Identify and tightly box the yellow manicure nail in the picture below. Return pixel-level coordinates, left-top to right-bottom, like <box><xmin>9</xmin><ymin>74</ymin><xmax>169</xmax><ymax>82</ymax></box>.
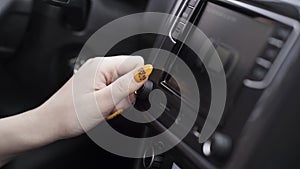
<box><xmin>106</xmin><ymin>109</ymin><xmax>124</xmax><ymax>120</ymax></box>
<box><xmin>134</xmin><ymin>64</ymin><xmax>153</xmax><ymax>83</ymax></box>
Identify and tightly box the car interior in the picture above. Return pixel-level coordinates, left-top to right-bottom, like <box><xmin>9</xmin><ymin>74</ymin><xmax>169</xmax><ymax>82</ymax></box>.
<box><xmin>1</xmin><ymin>0</ymin><xmax>300</xmax><ymax>169</ymax></box>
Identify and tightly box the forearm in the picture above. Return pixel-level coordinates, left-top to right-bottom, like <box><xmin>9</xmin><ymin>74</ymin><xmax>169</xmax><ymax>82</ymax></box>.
<box><xmin>0</xmin><ymin>106</ymin><xmax>64</xmax><ymax>166</ymax></box>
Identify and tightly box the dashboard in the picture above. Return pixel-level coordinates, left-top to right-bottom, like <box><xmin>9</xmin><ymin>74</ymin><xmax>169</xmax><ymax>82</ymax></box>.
<box><xmin>1</xmin><ymin>0</ymin><xmax>300</xmax><ymax>169</ymax></box>
<box><xmin>133</xmin><ymin>0</ymin><xmax>300</xmax><ymax>169</ymax></box>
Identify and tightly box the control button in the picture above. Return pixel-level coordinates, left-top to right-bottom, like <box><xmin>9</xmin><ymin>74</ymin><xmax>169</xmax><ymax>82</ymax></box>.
<box><xmin>172</xmin><ymin>22</ymin><xmax>185</xmax><ymax>40</ymax></box>
<box><xmin>256</xmin><ymin>57</ymin><xmax>272</xmax><ymax>69</ymax></box>
<box><xmin>263</xmin><ymin>47</ymin><xmax>279</xmax><ymax>62</ymax></box>
<box><xmin>268</xmin><ymin>37</ymin><xmax>284</xmax><ymax>48</ymax></box>
<box><xmin>249</xmin><ymin>65</ymin><xmax>268</xmax><ymax>81</ymax></box>
<box><xmin>179</xmin><ymin>18</ymin><xmax>187</xmax><ymax>24</ymax></box>
<box><xmin>188</xmin><ymin>0</ymin><xmax>198</xmax><ymax>7</ymax></box>
<box><xmin>175</xmin><ymin>22</ymin><xmax>185</xmax><ymax>32</ymax></box>
<box><xmin>274</xmin><ymin>28</ymin><xmax>290</xmax><ymax>40</ymax></box>
<box><xmin>202</xmin><ymin>133</ymin><xmax>232</xmax><ymax>160</ymax></box>
<box><xmin>182</xmin><ymin>7</ymin><xmax>193</xmax><ymax>20</ymax></box>
<box><xmin>172</xmin><ymin>30</ymin><xmax>181</xmax><ymax>40</ymax></box>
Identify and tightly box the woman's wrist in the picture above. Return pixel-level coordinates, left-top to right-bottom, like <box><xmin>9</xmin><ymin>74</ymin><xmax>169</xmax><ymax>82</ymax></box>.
<box><xmin>29</xmin><ymin>105</ymin><xmax>66</xmax><ymax>144</ymax></box>
<box><xmin>0</xmin><ymin>106</ymin><xmax>65</xmax><ymax>159</ymax></box>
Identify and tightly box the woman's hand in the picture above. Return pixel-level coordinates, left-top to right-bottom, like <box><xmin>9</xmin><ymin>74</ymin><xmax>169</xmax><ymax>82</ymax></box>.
<box><xmin>40</xmin><ymin>55</ymin><xmax>152</xmax><ymax>138</ymax></box>
<box><xmin>0</xmin><ymin>56</ymin><xmax>152</xmax><ymax>165</ymax></box>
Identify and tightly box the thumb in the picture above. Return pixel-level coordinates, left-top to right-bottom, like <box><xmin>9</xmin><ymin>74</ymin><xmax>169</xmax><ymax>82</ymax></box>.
<box><xmin>95</xmin><ymin>64</ymin><xmax>153</xmax><ymax>116</ymax></box>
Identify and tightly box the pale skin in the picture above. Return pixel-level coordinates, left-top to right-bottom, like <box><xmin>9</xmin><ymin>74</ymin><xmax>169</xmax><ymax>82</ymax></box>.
<box><xmin>0</xmin><ymin>56</ymin><xmax>148</xmax><ymax>166</ymax></box>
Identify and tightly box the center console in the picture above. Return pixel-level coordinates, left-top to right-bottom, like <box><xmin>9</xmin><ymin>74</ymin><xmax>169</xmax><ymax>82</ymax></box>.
<box><xmin>134</xmin><ymin>0</ymin><xmax>300</xmax><ymax>169</ymax></box>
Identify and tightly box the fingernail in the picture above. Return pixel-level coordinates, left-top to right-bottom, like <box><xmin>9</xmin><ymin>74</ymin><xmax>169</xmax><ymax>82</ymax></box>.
<box><xmin>106</xmin><ymin>109</ymin><xmax>124</xmax><ymax>120</ymax></box>
<box><xmin>134</xmin><ymin>64</ymin><xmax>153</xmax><ymax>83</ymax></box>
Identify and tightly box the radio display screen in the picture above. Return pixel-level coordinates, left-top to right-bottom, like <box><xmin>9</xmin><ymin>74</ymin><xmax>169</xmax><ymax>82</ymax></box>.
<box><xmin>165</xmin><ymin>1</ymin><xmax>278</xmax><ymax>112</ymax></box>
<box><xmin>197</xmin><ymin>2</ymin><xmax>275</xmax><ymax>58</ymax></box>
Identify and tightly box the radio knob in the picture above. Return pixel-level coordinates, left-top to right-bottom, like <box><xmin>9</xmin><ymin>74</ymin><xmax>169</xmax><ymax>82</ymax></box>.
<box><xmin>135</xmin><ymin>80</ymin><xmax>154</xmax><ymax>100</ymax></box>
<box><xmin>202</xmin><ymin>133</ymin><xmax>232</xmax><ymax>160</ymax></box>
<box><xmin>134</xmin><ymin>80</ymin><xmax>154</xmax><ymax>111</ymax></box>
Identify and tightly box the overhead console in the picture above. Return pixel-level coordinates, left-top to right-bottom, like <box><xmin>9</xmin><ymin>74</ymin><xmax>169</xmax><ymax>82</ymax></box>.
<box><xmin>135</xmin><ymin>0</ymin><xmax>300</xmax><ymax>169</ymax></box>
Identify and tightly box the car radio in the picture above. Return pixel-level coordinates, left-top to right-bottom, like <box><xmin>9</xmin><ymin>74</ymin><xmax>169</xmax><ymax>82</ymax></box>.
<box><xmin>134</xmin><ymin>0</ymin><xmax>300</xmax><ymax>169</ymax></box>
